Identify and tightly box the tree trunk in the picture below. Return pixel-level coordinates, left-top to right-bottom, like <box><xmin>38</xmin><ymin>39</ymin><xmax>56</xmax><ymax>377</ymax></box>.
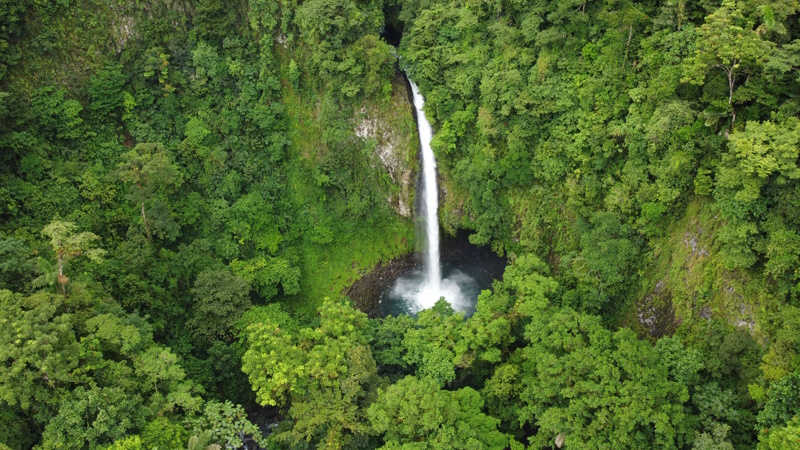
<box><xmin>141</xmin><ymin>201</ymin><xmax>153</xmax><ymax>242</ymax></box>
<box><xmin>716</xmin><ymin>64</ymin><xmax>737</xmax><ymax>131</ymax></box>
<box><xmin>727</xmin><ymin>66</ymin><xmax>736</xmax><ymax>129</ymax></box>
<box><xmin>57</xmin><ymin>254</ymin><xmax>67</xmax><ymax>296</ymax></box>
<box><xmin>624</xmin><ymin>25</ymin><xmax>633</xmax><ymax>68</ymax></box>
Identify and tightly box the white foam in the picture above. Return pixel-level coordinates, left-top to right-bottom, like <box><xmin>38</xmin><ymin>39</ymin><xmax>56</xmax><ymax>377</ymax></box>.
<box><xmin>389</xmin><ymin>269</ymin><xmax>479</xmax><ymax>314</ymax></box>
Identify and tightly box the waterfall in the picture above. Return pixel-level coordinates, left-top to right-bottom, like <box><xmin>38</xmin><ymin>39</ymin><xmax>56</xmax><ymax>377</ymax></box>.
<box><xmin>379</xmin><ymin>77</ymin><xmax>501</xmax><ymax>316</ymax></box>
<box><xmin>409</xmin><ymin>80</ymin><xmax>441</xmax><ymax>307</ymax></box>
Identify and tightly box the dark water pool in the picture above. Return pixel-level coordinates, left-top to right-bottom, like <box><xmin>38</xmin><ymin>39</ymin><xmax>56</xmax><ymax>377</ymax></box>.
<box><xmin>378</xmin><ymin>232</ymin><xmax>507</xmax><ymax>317</ymax></box>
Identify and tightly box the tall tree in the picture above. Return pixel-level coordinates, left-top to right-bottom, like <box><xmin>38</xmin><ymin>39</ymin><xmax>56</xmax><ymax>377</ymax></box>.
<box><xmin>682</xmin><ymin>0</ymin><xmax>772</xmax><ymax>128</ymax></box>
<box><xmin>40</xmin><ymin>220</ymin><xmax>105</xmax><ymax>295</ymax></box>
<box><xmin>117</xmin><ymin>143</ymin><xmax>181</xmax><ymax>242</ymax></box>
<box><xmin>189</xmin><ymin>267</ymin><xmax>252</xmax><ymax>342</ymax></box>
<box><xmin>367</xmin><ymin>376</ymin><xmax>510</xmax><ymax>449</ymax></box>
<box><xmin>242</xmin><ymin>298</ymin><xmax>379</xmax><ymax>448</ymax></box>
<box><xmin>510</xmin><ymin>308</ymin><xmax>692</xmax><ymax>448</ymax></box>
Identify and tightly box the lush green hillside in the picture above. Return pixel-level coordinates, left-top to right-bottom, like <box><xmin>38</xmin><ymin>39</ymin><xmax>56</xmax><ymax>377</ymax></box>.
<box><xmin>0</xmin><ymin>0</ymin><xmax>415</xmax><ymax>447</ymax></box>
<box><xmin>2</xmin><ymin>0</ymin><xmax>800</xmax><ymax>449</ymax></box>
<box><xmin>394</xmin><ymin>0</ymin><xmax>800</xmax><ymax>447</ymax></box>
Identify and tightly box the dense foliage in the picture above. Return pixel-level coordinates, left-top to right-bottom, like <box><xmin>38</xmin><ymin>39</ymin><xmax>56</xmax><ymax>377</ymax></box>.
<box><xmin>2</xmin><ymin>0</ymin><xmax>800</xmax><ymax>449</ymax></box>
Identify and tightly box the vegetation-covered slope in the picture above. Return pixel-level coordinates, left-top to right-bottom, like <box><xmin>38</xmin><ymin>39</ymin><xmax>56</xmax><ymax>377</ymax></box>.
<box><xmin>1</xmin><ymin>0</ymin><xmax>414</xmax><ymax>447</ymax></box>
<box><xmin>2</xmin><ymin>0</ymin><xmax>800</xmax><ymax>449</ymax></box>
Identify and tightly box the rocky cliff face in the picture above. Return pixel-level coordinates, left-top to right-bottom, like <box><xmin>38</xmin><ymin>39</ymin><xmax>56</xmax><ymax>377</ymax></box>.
<box><xmin>625</xmin><ymin>199</ymin><xmax>762</xmax><ymax>340</ymax></box>
<box><xmin>354</xmin><ymin>72</ymin><xmax>418</xmax><ymax>218</ymax></box>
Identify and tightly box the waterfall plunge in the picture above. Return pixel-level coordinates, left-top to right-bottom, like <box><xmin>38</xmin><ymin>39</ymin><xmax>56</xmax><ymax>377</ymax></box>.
<box><xmin>379</xmin><ymin>78</ymin><xmax>488</xmax><ymax>315</ymax></box>
<box><xmin>410</xmin><ymin>81</ymin><xmax>441</xmax><ymax>306</ymax></box>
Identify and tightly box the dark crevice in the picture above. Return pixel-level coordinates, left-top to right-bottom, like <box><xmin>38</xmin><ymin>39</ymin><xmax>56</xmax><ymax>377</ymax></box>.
<box><xmin>381</xmin><ymin>4</ymin><xmax>404</xmax><ymax>47</ymax></box>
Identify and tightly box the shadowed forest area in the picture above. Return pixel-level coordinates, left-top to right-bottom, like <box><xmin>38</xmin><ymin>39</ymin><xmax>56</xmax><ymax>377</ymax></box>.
<box><xmin>2</xmin><ymin>0</ymin><xmax>800</xmax><ymax>448</ymax></box>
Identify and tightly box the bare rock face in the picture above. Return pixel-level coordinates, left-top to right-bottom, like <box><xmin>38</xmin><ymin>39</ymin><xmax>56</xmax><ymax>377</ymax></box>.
<box><xmin>636</xmin><ymin>280</ymin><xmax>680</xmax><ymax>338</ymax></box>
<box><xmin>355</xmin><ymin>112</ymin><xmax>414</xmax><ymax>217</ymax></box>
<box><xmin>353</xmin><ymin>76</ymin><xmax>417</xmax><ymax>218</ymax></box>
<box><xmin>555</xmin><ymin>433</ymin><xmax>566</xmax><ymax>449</ymax></box>
<box><xmin>111</xmin><ymin>15</ymin><xmax>135</xmax><ymax>53</ymax></box>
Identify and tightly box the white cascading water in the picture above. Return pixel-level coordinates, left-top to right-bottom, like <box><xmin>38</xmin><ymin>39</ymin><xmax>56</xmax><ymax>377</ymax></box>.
<box><xmin>410</xmin><ymin>80</ymin><xmax>441</xmax><ymax>302</ymax></box>
<box><xmin>382</xmin><ymin>78</ymin><xmax>481</xmax><ymax>314</ymax></box>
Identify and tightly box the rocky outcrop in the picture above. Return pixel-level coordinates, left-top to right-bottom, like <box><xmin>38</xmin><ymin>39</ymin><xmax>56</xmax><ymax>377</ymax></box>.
<box><xmin>345</xmin><ymin>253</ymin><xmax>421</xmax><ymax>318</ymax></box>
<box><xmin>636</xmin><ymin>281</ymin><xmax>680</xmax><ymax>338</ymax></box>
<box><xmin>354</xmin><ymin>73</ymin><xmax>417</xmax><ymax>217</ymax></box>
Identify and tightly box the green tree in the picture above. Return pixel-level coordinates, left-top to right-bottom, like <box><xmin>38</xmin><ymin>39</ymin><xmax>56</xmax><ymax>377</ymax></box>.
<box><xmin>288</xmin><ymin>59</ymin><xmax>300</xmax><ymax>89</ymax></box>
<box><xmin>714</xmin><ymin>119</ymin><xmax>800</xmax><ymax>271</ymax></box>
<box><xmin>718</xmin><ymin>119</ymin><xmax>800</xmax><ymax>206</ymax></box>
<box><xmin>39</xmin><ymin>386</ymin><xmax>145</xmax><ymax>450</ymax></box>
<box><xmin>693</xmin><ymin>423</ymin><xmax>735</xmax><ymax>450</ymax></box>
<box><xmin>293</xmin><ymin>0</ymin><xmax>390</xmax><ymax>98</ymax></box>
<box><xmin>228</xmin><ymin>255</ymin><xmax>299</xmax><ymax>300</ymax></box>
<box><xmin>757</xmin><ymin>373</ymin><xmax>800</xmax><ymax>429</ymax></box>
<box><xmin>0</xmin><ymin>236</ymin><xmax>34</xmax><ymax>291</ymax></box>
<box><xmin>41</xmin><ymin>220</ymin><xmax>105</xmax><ymax>295</ymax></box>
<box><xmin>141</xmin><ymin>417</ymin><xmax>188</xmax><ymax>449</ymax></box>
<box><xmin>189</xmin><ymin>267</ymin><xmax>251</xmax><ymax>342</ymax></box>
<box><xmin>0</xmin><ymin>286</ymin><xmax>205</xmax><ymax>445</ymax></box>
<box><xmin>569</xmin><ymin>211</ymin><xmax>640</xmax><ymax>313</ymax></box>
<box><xmin>242</xmin><ymin>298</ymin><xmax>378</xmax><ymax>448</ymax></box>
<box><xmin>104</xmin><ymin>435</ymin><xmax>145</xmax><ymax>450</ymax></box>
<box><xmin>691</xmin><ymin>383</ymin><xmax>753</xmax><ymax>447</ymax></box>
<box><xmin>117</xmin><ymin>143</ymin><xmax>181</xmax><ymax>242</ymax></box>
<box><xmin>294</xmin><ymin>0</ymin><xmax>382</xmax><ymax>50</ymax></box>
<box><xmin>187</xmin><ymin>431</ymin><xmax>220</xmax><ymax>450</ymax></box>
<box><xmin>451</xmin><ymin>253</ymin><xmax>559</xmax><ymax>385</ymax></box>
<box><xmin>30</xmin><ymin>86</ymin><xmax>85</xmax><ymax>141</ymax></box>
<box><xmin>0</xmin><ymin>290</ymin><xmax>81</xmax><ymax>414</ymax></box>
<box><xmin>368</xmin><ymin>313</ymin><xmax>416</xmax><ymax>375</ymax></box>
<box><xmin>88</xmin><ymin>64</ymin><xmax>126</xmax><ymax>121</ymax></box>
<box><xmin>682</xmin><ymin>0</ymin><xmax>772</xmax><ymax>128</ymax></box>
<box><xmin>760</xmin><ymin>306</ymin><xmax>800</xmax><ymax>382</ymax></box>
<box><xmin>758</xmin><ymin>415</ymin><xmax>800</xmax><ymax>450</ymax></box>
<box><xmin>223</xmin><ymin>192</ymin><xmax>284</xmax><ymax>254</ymax></box>
<box><xmin>516</xmin><ymin>308</ymin><xmax>691</xmax><ymax>448</ymax></box>
<box><xmin>194</xmin><ymin>0</ymin><xmax>236</xmax><ymax>42</ymax></box>
<box><xmin>367</xmin><ymin>375</ymin><xmax>510</xmax><ymax>449</ymax></box>
<box><xmin>188</xmin><ymin>401</ymin><xmax>263</xmax><ymax>449</ymax></box>
<box><xmin>0</xmin><ymin>402</ymin><xmax>36</xmax><ymax>449</ymax></box>
<box><xmin>402</xmin><ymin>299</ymin><xmax>465</xmax><ymax>387</ymax></box>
